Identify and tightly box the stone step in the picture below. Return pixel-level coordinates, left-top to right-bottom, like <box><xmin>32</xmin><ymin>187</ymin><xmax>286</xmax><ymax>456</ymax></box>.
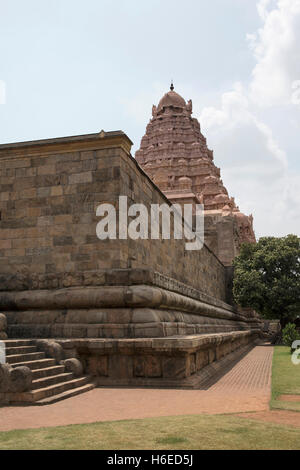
<box><xmin>32</xmin><ymin>365</ymin><xmax>66</xmax><ymax>380</ymax></box>
<box><xmin>32</xmin><ymin>373</ymin><xmax>74</xmax><ymax>390</ymax></box>
<box><xmin>10</xmin><ymin>358</ymin><xmax>56</xmax><ymax>370</ymax></box>
<box><xmin>14</xmin><ymin>376</ymin><xmax>92</xmax><ymax>402</ymax></box>
<box><xmin>6</xmin><ymin>352</ymin><xmax>45</xmax><ymax>364</ymax></box>
<box><xmin>5</xmin><ymin>346</ymin><xmax>37</xmax><ymax>356</ymax></box>
<box><xmin>32</xmin><ymin>383</ymin><xmax>96</xmax><ymax>406</ymax></box>
<box><xmin>2</xmin><ymin>339</ymin><xmax>95</xmax><ymax>405</ymax></box>
<box><xmin>3</xmin><ymin>339</ymin><xmax>35</xmax><ymax>347</ymax></box>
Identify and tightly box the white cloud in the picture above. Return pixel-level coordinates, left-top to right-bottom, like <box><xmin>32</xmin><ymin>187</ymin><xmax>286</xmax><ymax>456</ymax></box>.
<box><xmin>249</xmin><ymin>0</ymin><xmax>300</xmax><ymax>106</ymax></box>
<box><xmin>291</xmin><ymin>79</ymin><xmax>300</xmax><ymax>103</ymax></box>
<box><xmin>198</xmin><ymin>0</ymin><xmax>300</xmax><ymax>238</ymax></box>
<box><xmin>200</xmin><ymin>81</ymin><xmax>287</xmax><ymax>168</ymax></box>
<box><xmin>0</xmin><ymin>80</ymin><xmax>6</xmax><ymax>105</ymax></box>
<box><xmin>257</xmin><ymin>0</ymin><xmax>273</xmax><ymax>20</ymax></box>
<box><xmin>200</xmin><ymin>96</ymin><xmax>292</xmax><ymax>237</ymax></box>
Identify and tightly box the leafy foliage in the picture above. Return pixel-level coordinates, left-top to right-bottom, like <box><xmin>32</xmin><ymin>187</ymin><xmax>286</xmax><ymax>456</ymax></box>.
<box><xmin>282</xmin><ymin>323</ymin><xmax>300</xmax><ymax>348</ymax></box>
<box><xmin>233</xmin><ymin>234</ymin><xmax>300</xmax><ymax>325</ymax></box>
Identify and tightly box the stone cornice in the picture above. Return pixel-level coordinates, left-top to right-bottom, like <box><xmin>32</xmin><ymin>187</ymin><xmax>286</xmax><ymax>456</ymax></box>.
<box><xmin>0</xmin><ymin>130</ymin><xmax>133</xmax><ymax>159</ymax></box>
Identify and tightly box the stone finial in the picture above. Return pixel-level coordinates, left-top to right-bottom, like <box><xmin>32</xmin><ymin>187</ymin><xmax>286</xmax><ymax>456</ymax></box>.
<box><xmin>170</xmin><ymin>81</ymin><xmax>174</xmax><ymax>91</ymax></box>
<box><xmin>187</xmin><ymin>99</ymin><xmax>193</xmax><ymax>113</ymax></box>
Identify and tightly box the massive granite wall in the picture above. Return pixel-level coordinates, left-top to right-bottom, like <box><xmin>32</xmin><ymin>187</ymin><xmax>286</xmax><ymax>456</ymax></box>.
<box><xmin>118</xmin><ymin>145</ymin><xmax>228</xmax><ymax>302</ymax></box>
<box><xmin>0</xmin><ymin>132</ymin><xmax>261</xmax><ymax>387</ymax></box>
<box><xmin>0</xmin><ymin>132</ymin><xmax>128</xmax><ymax>291</ymax></box>
<box><xmin>0</xmin><ymin>131</ymin><xmax>262</xmax><ymax>343</ymax></box>
<box><xmin>0</xmin><ymin>131</ymin><xmax>227</xmax><ymax>303</ymax></box>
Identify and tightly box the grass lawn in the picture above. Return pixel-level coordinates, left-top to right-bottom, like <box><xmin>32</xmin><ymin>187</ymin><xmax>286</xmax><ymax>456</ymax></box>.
<box><xmin>271</xmin><ymin>346</ymin><xmax>300</xmax><ymax>412</ymax></box>
<box><xmin>0</xmin><ymin>414</ymin><xmax>300</xmax><ymax>450</ymax></box>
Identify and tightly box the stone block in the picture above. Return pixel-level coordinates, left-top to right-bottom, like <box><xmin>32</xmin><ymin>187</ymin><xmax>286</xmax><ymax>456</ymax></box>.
<box><xmin>0</xmin><ymin>240</ymin><xmax>11</xmax><ymax>249</ymax></box>
<box><xmin>108</xmin><ymin>355</ymin><xmax>133</xmax><ymax>379</ymax></box>
<box><xmin>134</xmin><ymin>323</ymin><xmax>164</xmax><ymax>338</ymax></box>
<box><xmin>69</xmin><ymin>172</ymin><xmax>92</xmax><ymax>184</ymax></box>
<box><xmin>144</xmin><ymin>355</ymin><xmax>161</xmax><ymax>377</ymax></box>
<box><xmin>189</xmin><ymin>354</ymin><xmax>196</xmax><ymax>375</ymax></box>
<box><xmin>51</xmin><ymin>186</ymin><xmax>63</xmax><ymax>196</ymax></box>
<box><xmin>162</xmin><ymin>356</ymin><xmax>187</xmax><ymax>379</ymax></box>
<box><xmin>133</xmin><ymin>356</ymin><xmax>145</xmax><ymax>377</ymax></box>
<box><xmin>208</xmin><ymin>348</ymin><xmax>216</xmax><ymax>364</ymax></box>
<box><xmin>0</xmin><ymin>313</ymin><xmax>7</xmax><ymax>331</ymax></box>
<box><xmin>196</xmin><ymin>349</ymin><xmax>209</xmax><ymax>370</ymax></box>
<box><xmin>53</xmin><ymin>236</ymin><xmax>73</xmax><ymax>246</ymax></box>
<box><xmin>37</xmin><ymin>165</ymin><xmax>56</xmax><ymax>175</ymax></box>
<box><xmin>133</xmin><ymin>355</ymin><xmax>162</xmax><ymax>378</ymax></box>
<box><xmin>87</xmin><ymin>326</ymin><xmax>101</xmax><ymax>338</ymax></box>
<box><xmin>87</xmin><ymin>355</ymin><xmax>108</xmax><ymax>377</ymax></box>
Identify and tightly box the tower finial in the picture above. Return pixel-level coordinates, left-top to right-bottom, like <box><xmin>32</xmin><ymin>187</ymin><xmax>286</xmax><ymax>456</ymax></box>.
<box><xmin>170</xmin><ymin>80</ymin><xmax>174</xmax><ymax>91</ymax></box>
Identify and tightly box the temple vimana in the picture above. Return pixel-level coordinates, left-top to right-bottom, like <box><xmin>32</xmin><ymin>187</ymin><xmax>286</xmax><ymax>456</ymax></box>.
<box><xmin>0</xmin><ymin>85</ymin><xmax>262</xmax><ymax>405</ymax></box>
<box><xmin>135</xmin><ymin>84</ymin><xmax>255</xmax><ymax>266</ymax></box>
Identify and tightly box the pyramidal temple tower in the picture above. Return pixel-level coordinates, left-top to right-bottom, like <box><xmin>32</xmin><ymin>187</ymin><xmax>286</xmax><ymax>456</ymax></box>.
<box><xmin>135</xmin><ymin>84</ymin><xmax>256</xmax><ymax>265</ymax></box>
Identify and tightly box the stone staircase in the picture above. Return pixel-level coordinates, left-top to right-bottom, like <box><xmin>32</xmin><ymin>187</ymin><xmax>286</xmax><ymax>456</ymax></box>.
<box><xmin>3</xmin><ymin>339</ymin><xmax>95</xmax><ymax>405</ymax></box>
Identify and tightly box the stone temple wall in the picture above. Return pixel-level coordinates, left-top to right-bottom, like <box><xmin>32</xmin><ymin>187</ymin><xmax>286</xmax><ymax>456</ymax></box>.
<box><xmin>0</xmin><ymin>131</ymin><xmax>227</xmax><ymax>302</ymax></box>
<box><xmin>0</xmin><ymin>132</ymin><xmax>130</xmax><ymax>290</ymax></box>
<box><xmin>118</xmin><ymin>143</ymin><xmax>228</xmax><ymax>302</ymax></box>
<box><xmin>0</xmin><ymin>131</ymin><xmax>261</xmax><ymax>388</ymax></box>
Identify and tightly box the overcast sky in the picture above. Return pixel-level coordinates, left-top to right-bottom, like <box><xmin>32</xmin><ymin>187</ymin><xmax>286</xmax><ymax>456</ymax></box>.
<box><xmin>0</xmin><ymin>0</ymin><xmax>299</xmax><ymax>239</ymax></box>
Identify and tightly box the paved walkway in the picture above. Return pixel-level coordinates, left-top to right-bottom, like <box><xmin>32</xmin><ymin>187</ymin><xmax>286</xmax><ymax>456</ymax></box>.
<box><xmin>0</xmin><ymin>344</ymin><xmax>273</xmax><ymax>432</ymax></box>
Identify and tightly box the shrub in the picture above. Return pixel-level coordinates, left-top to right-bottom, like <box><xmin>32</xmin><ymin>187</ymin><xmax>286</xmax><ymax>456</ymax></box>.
<box><xmin>282</xmin><ymin>323</ymin><xmax>300</xmax><ymax>352</ymax></box>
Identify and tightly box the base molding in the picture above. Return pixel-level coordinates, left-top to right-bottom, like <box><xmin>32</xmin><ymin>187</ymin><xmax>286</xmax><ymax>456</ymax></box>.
<box><xmin>55</xmin><ymin>330</ymin><xmax>260</xmax><ymax>389</ymax></box>
<box><xmin>3</xmin><ymin>284</ymin><xmax>260</xmax><ymax>339</ymax></box>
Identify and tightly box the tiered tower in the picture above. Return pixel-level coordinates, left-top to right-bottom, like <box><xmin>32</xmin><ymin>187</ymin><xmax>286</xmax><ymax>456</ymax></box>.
<box><xmin>135</xmin><ymin>84</ymin><xmax>255</xmax><ymax>265</ymax></box>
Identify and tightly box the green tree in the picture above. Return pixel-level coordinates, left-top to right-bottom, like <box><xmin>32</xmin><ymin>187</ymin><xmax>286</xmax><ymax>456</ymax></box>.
<box><xmin>233</xmin><ymin>234</ymin><xmax>300</xmax><ymax>328</ymax></box>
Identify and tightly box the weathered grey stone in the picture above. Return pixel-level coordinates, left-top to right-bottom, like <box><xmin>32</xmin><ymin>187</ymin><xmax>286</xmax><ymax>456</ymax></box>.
<box><xmin>47</xmin><ymin>342</ymin><xmax>64</xmax><ymax>363</ymax></box>
<box><xmin>162</xmin><ymin>357</ymin><xmax>187</xmax><ymax>379</ymax></box>
<box><xmin>35</xmin><ymin>339</ymin><xmax>64</xmax><ymax>363</ymax></box>
<box><xmin>144</xmin><ymin>355</ymin><xmax>161</xmax><ymax>378</ymax></box>
<box><xmin>0</xmin><ymin>313</ymin><xmax>7</xmax><ymax>331</ymax></box>
<box><xmin>63</xmin><ymin>358</ymin><xmax>83</xmax><ymax>377</ymax></box>
<box><xmin>9</xmin><ymin>366</ymin><xmax>32</xmax><ymax>393</ymax></box>
<box><xmin>132</xmin><ymin>309</ymin><xmax>159</xmax><ymax>323</ymax></box>
<box><xmin>0</xmin><ymin>364</ymin><xmax>12</xmax><ymax>392</ymax></box>
<box><xmin>0</xmin><ymin>286</ymin><xmax>244</xmax><ymax>324</ymax></box>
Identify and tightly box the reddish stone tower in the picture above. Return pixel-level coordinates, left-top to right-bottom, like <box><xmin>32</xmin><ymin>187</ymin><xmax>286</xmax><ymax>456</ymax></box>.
<box><xmin>135</xmin><ymin>84</ymin><xmax>255</xmax><ymax>265</ymax></box>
